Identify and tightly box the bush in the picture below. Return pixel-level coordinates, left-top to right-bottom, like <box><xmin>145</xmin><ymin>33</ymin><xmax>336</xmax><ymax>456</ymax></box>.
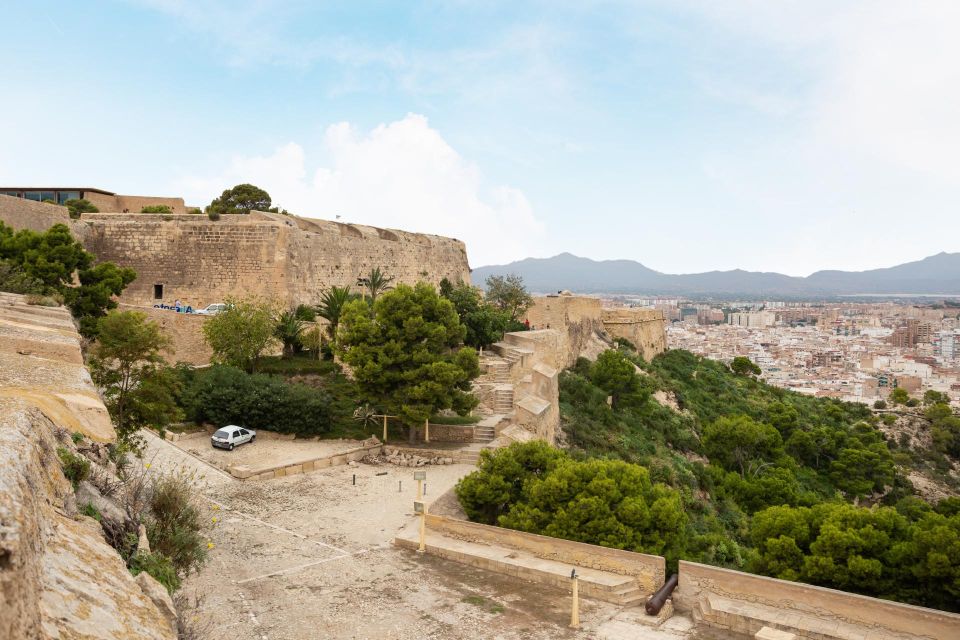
<box><xmin>146</xmin><ymin>473</ymin><xmax>207</xmax><ymax>578</ymax></box>
<box><xmin>63</xmin><ymin>198</ymin><xmax>98</xmax><ymax>219</ymax></box>
<box><xmin>874</xmin><ymin>399</ymin><xmax>887</xmax><ymax>410</ymax></box>
<box><xmin>179</xmin><ymin>365</ymin><xmax>342</xmax><ymax>436</ymax></box>
<box><xmin>129</xmin><ymin>551</ymin><xmax>180</xmax><ymax>594</ymax></box>
<box><xmin>25</xmin><ymin>292</ymin><xmax>64</xmax><ymax>306</ymax></box>
<box><xmin>80</xmin><ymin>502</ymin><xmax>102</xmax><ymax>521</ymax></box>
<box><xmin>57</xmin><ymin>447</ymin><xmax>90</xmax><ymax>488</ymax></box>
<box><xmin>207</xmin><ymin>210</ymin><xmax>220</xmax><ymax>221</ymax></box>
<box><xmin>140</xmin><ymin>205</ymin><xmax>173</xmax><ymax>214</ymax></box>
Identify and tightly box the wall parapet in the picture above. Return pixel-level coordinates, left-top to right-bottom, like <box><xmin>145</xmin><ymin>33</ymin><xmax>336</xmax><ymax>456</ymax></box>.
<box><xmin>425</xmin><ymin>513</ymin><xmax>666</xmax><ymax>593</ymax></box>
<box><xmin>676</xmin><ymin>560</ymin><xmax>960</xmax><ymax>640</ymax></box>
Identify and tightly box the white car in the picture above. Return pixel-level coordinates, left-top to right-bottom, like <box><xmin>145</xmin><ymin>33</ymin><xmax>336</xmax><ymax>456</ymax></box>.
<box><xmin>211</xmin><ymin>425</ymin><xmax>256</xmax><ymax>451</ymax></box>
<box><xmin>195</xmin><ymin>303</ymin><xmax>228</xmax><ymax>316</ymax></box>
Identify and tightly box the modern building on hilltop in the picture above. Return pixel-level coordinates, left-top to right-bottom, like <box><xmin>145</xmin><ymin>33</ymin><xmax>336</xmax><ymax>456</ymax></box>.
<box><xmin>0</xmin><ymin>186</ymin><xmax>187</xmax><ymax>213</ymax></box>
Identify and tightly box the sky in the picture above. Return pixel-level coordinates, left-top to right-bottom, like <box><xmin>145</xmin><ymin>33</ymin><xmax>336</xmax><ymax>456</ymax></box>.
<box><xmin>2</xmin><ymin>1</ymin><xmax>959</xmax><ymax>276</ymax></box>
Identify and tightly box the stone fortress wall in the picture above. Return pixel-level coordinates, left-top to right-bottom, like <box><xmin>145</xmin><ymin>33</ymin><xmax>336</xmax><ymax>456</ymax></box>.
<box><xmin>523</xmin><ymin>293</ymin><xmax>668</xmax><ymax>365</ymax></box>
<box><xmin>0</xmin><ymin>195</ymin><xmax>473</xmax><ymax>309</ymax></box>
<box><xmin>78</xmin><ymin>211</ymin><xmax>472</xmax><ymax>308</ymax></box>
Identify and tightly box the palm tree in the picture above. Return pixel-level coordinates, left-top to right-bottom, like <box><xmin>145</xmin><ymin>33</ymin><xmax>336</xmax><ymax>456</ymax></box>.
<box><xmin>357</xmin><ymin>266</ymin><xmax>394</xmax><ymax>303</ymax></box>
<box><xmin>315</xmin><ymin>286</ymin><xmax>356</xmax><ymax>340</ymax></box>
<box><xmin>275</xmin><ymin>309</ymin><xmax>305</xmax><ymax>357</ymax></box>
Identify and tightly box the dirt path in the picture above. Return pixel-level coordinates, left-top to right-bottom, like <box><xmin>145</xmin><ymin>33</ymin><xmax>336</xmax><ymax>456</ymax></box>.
<box><xmin>145</xmin><ymin>435</ymin><xmax>626</xmax><ymax>639</ymax></box>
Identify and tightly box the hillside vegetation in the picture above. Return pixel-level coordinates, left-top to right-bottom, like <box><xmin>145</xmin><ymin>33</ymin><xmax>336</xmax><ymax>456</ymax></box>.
<box><xmin>458</xmin><ymin>348</ymin><xmax>960</xmax><ymax>611</ymax></box>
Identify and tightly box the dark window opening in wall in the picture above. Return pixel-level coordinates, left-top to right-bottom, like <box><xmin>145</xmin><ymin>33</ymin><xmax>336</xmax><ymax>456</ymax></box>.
<box><xmin>153</xmin><ymin>284</ymin><xmax>164</xmax><ymax>300</ymax></box>
<box><xmin>57</xmin><ymin>191</ymin><xmax>80</xmax><ymax>204</ymax></box>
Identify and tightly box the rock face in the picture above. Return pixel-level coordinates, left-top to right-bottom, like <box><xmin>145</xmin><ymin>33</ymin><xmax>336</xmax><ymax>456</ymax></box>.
<box><xmin>0</xmin><ymin>293</ymin><xmax>175</xmax><ymax>640</ymax></box>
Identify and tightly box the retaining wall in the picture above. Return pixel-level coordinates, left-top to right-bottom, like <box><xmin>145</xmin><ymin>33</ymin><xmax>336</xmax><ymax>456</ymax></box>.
<box><xmin>675</xmin><ymin>561</ymin><xmax>960</xmax><ymax>640</ymax></box>
<box><xmin>425</xmin><ymin>514</ymin><xmax>665</xmax><ymax>593</ymax></box>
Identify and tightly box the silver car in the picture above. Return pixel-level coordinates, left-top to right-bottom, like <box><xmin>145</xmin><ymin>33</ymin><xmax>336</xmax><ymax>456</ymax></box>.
<box><xmin>211</xmin><ymin>425</ymin><xmax>256</xmax><ymax>450</ymax></box>
<box><xmin>195</xmin><ymin>303</ymin><xmax>228</xmax><ymax>316</ymax></box>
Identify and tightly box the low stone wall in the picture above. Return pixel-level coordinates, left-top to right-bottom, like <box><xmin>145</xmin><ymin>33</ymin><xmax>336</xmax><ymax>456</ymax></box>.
<box><xmin>425</xmin><ymin>514</ymin><xmax>665</xmax><ymax>593</ymax></box>
<box><xmin>675</xmin><ymin>560</ymin><xmax>960</xmax><ymax>640</ymax></box>
<box><xmin>383</xmin><ymin>446</ymin><xmax>478</xmax><ymax>464</ymax></box>
<box><xmin>231</xmin><ymin>439</ymin><xmax>383</xmax><ymax>481</ymax></box>
<box><xmin>122</xmin><ymin>304</ymin><xmax>213</xmax><ymax>365</ymax></box>
<box><xmin>423</xmin><ymin>423</ymin><xmax>475</xmax><ymax>443</ymax></box>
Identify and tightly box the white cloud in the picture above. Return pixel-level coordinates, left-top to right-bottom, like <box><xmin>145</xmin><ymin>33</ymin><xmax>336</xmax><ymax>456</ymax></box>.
<box><xmin>177</xmin><ymin>114</ymin><xmax>543</xmax><ymax>267</ymax></box>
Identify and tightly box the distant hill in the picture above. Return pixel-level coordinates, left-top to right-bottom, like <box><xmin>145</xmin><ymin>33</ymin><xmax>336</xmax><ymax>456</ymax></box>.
<box><xmin>472</xmin><ymin>252</ymin><xmax>960</xmax><ymax>297</ymax></box>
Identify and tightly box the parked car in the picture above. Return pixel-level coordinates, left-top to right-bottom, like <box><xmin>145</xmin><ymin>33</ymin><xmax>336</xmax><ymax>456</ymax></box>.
<box><xmin>195</xmin><ymin>303</ymin><xmax>228</xmax><ymax>316</ymax></box>
<box><xmin>211</xmin><ymin>425</ymin><xmax>256</xmax><ymax>450</ymax></box>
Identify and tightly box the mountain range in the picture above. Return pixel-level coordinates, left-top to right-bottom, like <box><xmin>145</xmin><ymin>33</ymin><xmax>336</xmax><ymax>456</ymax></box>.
<box><xmin>472</xmin><ymin>252</ymin><xmax>960</xmax><ymax>298</ymax></box>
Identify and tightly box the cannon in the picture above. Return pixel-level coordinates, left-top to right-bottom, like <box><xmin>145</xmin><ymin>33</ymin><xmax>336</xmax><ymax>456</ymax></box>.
<box><xmin>645</xmin><ymin>573</ymin><xmax>678</xmax><ymax>615</ymax></box>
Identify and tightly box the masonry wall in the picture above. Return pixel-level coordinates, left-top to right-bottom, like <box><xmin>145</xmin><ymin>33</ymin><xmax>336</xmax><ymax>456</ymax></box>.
<box><xmin>78</xmin><ymin>211</ymin><xmax>472</xmax><ymax>308</ymax></box>
<box><xmin>675</xmin><ymin>560</ymin><xmax>960</xmax><ymax>640</ymax></box>
<box><xmin>601</xmin><ymin>308</ymin><xmax>667</xmax><ymax>361</ymax></box>
<box><xmin>0</xmin><ymin>194</ymin><xmax>82</xmax><ymax>235</ymax></box>
<box><xmin>425</xmin><ymin>514</ymin><xmax>666</xmax><ymax>593</ymax></box>
<box><xmin>124</xmin><ymin>305</ymin><xmax>214</xmax><ymax>365</ymax></box>
<box><xmin>83</xmin><ymin>192</ymin><xmax>187</xmax><ymax>214</ymax></box>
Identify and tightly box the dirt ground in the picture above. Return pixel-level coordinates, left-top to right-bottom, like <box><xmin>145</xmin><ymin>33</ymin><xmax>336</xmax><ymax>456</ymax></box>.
<box><xmin>170</xmin><ymin>431</ymin><xmax>365</xmax><ymax>472</ymax></box>
<box><xmin>142</xmin><ymin>435</ymin><xmax>625</xmax><ymax>640</ymax></box>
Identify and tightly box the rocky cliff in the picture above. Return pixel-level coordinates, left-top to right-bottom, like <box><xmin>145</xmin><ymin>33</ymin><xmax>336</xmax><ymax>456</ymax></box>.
<box><xmin>0</xmin><ymin>293</ymin><xmax>176</xmax><ymax>640</ymax></box>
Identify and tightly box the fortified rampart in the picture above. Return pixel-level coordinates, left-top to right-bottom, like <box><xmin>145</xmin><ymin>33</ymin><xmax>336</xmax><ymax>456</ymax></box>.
<box><xmin>78</xmin><ymin>211</ymin><xmax>471</xmax><ymax>307</ymax></box>
<box><xmin>523</xmin><ymin>293</ymin><xmax>667</xmax><ymax>365</ymax></box>
<box><xmin>0</xmin><ymin>197</ymin><xmax>473</xmax><ymax>308</ymax></box>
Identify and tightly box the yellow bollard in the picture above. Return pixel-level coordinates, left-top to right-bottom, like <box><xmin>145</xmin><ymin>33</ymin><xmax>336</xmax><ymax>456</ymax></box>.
<box><xmin>414</xmin><ymin>500</ymin><xmax>427</xmax><ymax>553</ymax></box>
<box><xmin>383</xmin><ymin>415</ymin><xmax>388</xmax><ymax>442</ymax></box>
<box><xmin>424</xmin><ymin>418</ymin><xmax>430</xmax><ymax>443</ymax></box>
<box><xmin>570</xmin><ymin>569</ymin><xmax>580</xmax><ymax>628</ymax></box>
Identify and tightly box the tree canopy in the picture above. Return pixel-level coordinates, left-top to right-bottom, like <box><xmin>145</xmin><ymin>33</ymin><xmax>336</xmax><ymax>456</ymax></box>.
<box><xmin>0</xmin><ymin>221</ymin><xmax>135</xmax><ymax>336</ymax></box>
<box><xmin>205</xmin><ymin>183</ymin><xmax>272</xmax><ymax>216</ymax></box>
<box><xmin>457</xmin><ymin>442</ymin><xmax>688</xmax><ymax>565</ymax></box>
<box><xmin>336</xmin><ymin>282</ymin><xmax>479</xmax><ymax>426</ymax></box>
<box><xmin>89</xmin><ymin>310</ymin><xmax>180</xmax><ymax>446</ymax></box>
<box><xmin>440</xmin><ymin>278</ymin><xmax>511</xmax><ymax>349</ymax></box>
<box><xmin>202</xmin><ymin>297</ymin><xmax>280</xmax><ymax>372</ymax></box>
<box><xmin>485</xmin><ymin>274</ymin><xmax>534</xmax><ymax>322</ymax></box>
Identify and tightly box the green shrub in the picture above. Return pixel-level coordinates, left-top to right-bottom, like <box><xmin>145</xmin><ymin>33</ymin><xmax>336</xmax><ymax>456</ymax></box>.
<box><xmin>874</xmin><ymin>399</ymin><xmax>887</xmax><ymax>410</ymax></box>
<box><xmin>207</xmin><ymin>210</ymin><xmax>220</xmax><ymax>221</ymax></box>
<box><xmin>71</xmin><ymin>431</ymin><xmax>84</xmax><ymax>444</ymax></box>
<box><xmin>178</xmin><ymin>364</ymin><xmax>344</xmax><ymax>436</ymax></box>
<box><xmin>140</xmin><ymin>205</ymin><xmax>173</xmax><ymax>214</ymax></box>
<box><xmin>428</xmin><ymin>414</ymin><xmax>481</xmax><ymax>425</ymax></box>
<box><xmin>57</xmin><ymin>447</ymin><xmax>90</xmax><ymax>488</ymax></box>
<box><xmin>80</xmin><ymin>502</ymin><xmax>102</xmax><ymax>521</ymax></box>
<box><xmin>129</xmin><ymin>551</ymin><xmax>180</xmax><ymax>594</ymax></box>
<box><xmin>146</xmin><ymin>473</ymin><xmax>207</xmax><ymax>578</ymax></box>
<box><xmin>25</xmin><ymin>293</ymin><xmax>63</xmax><ymax>306</ymax></box>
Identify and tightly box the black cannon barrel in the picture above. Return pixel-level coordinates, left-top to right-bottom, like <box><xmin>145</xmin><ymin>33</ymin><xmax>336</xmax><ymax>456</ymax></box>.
<box><xmin>645</xmin><ymin>573</ymin><xmax>678</xmax><ymax>615</ymax></box>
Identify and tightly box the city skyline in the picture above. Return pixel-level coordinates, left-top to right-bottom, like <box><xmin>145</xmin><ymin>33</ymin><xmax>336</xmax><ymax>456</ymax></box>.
<box><xmin>3</xmin><ymin>2</ymin><xmax>960</xmax><ymax>274</ymax></box>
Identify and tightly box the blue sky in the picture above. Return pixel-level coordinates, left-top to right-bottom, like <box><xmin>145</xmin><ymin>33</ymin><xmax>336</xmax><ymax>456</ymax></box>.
<box><xmin>3</xmin><ymin>1</ymin><xmax>959</xmax><ymax>275</ymax></box>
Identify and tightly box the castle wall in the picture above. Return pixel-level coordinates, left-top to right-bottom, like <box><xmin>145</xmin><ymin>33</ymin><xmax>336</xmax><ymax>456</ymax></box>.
<box><xmin>78</xmin><ymin>211</ymin><xmax>472</xmax><ymax>308</ymax></box>
<box><xmin>675</xmin><ymin>560</ymin><xmax>960</xmax><ymax>639</ymax></box>
<box><xmin>601</xmin><ymin>308</ymin><xmax>667</xmax><ymax>361</ymax></box>
<box><xmin>0</xmin><ymin>194</ymin><xmax>82</xmax><ymax>235</ymax></box>
<box><xmin>523</xmin><ymin>295</ymin><xmax>668</xmax><ymax>368</ymax></box>
<box><xmin>83</xmin><ymin>192</ymin><xmax>187</xmax><ymax>214</ymax></box>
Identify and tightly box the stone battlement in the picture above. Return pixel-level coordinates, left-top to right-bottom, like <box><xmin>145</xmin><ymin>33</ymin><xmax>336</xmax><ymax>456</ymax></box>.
<box><xmin>0</xmin><ymin>197</ymin><xmax>472</xmax><ymax>309</ymax></box>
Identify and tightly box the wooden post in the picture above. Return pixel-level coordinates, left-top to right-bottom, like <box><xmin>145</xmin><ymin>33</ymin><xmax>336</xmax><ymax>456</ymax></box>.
<box><xmin>424</xmin><ymin>418</ymin><xmax>430</xmax><ymax>443</ymax></box>
<box><xmin>383</xmin><ymin>415</ymin><xmax>388</xmax><ymax>442</ymax></box>
<box><xmin>570</xmin><ymin>570</ymin><xmax>580</xmax><ymax>628</ymax></box>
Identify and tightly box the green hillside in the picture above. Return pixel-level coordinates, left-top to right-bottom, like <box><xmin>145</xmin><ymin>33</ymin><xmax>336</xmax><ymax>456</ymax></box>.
<box><xmin>459</xmin><ymin>347</ymin><xmax>960</xmax><ymax>611</ymax></box>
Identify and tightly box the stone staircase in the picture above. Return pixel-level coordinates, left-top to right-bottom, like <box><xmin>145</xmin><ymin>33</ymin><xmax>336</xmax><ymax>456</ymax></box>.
<box><xmin>485</xmin><ymin>357</ymin><xmax>511</xmax><ymax>383</ymax></box>
<box><xmin>492</xmin><ymin>341</ymin><xmax>533</xmax><ymax>366</ymax></box>
<box><xmin>492</xmin><ymin>385</ymin><xmax>514</xmax><ymax>414</ymax></box>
